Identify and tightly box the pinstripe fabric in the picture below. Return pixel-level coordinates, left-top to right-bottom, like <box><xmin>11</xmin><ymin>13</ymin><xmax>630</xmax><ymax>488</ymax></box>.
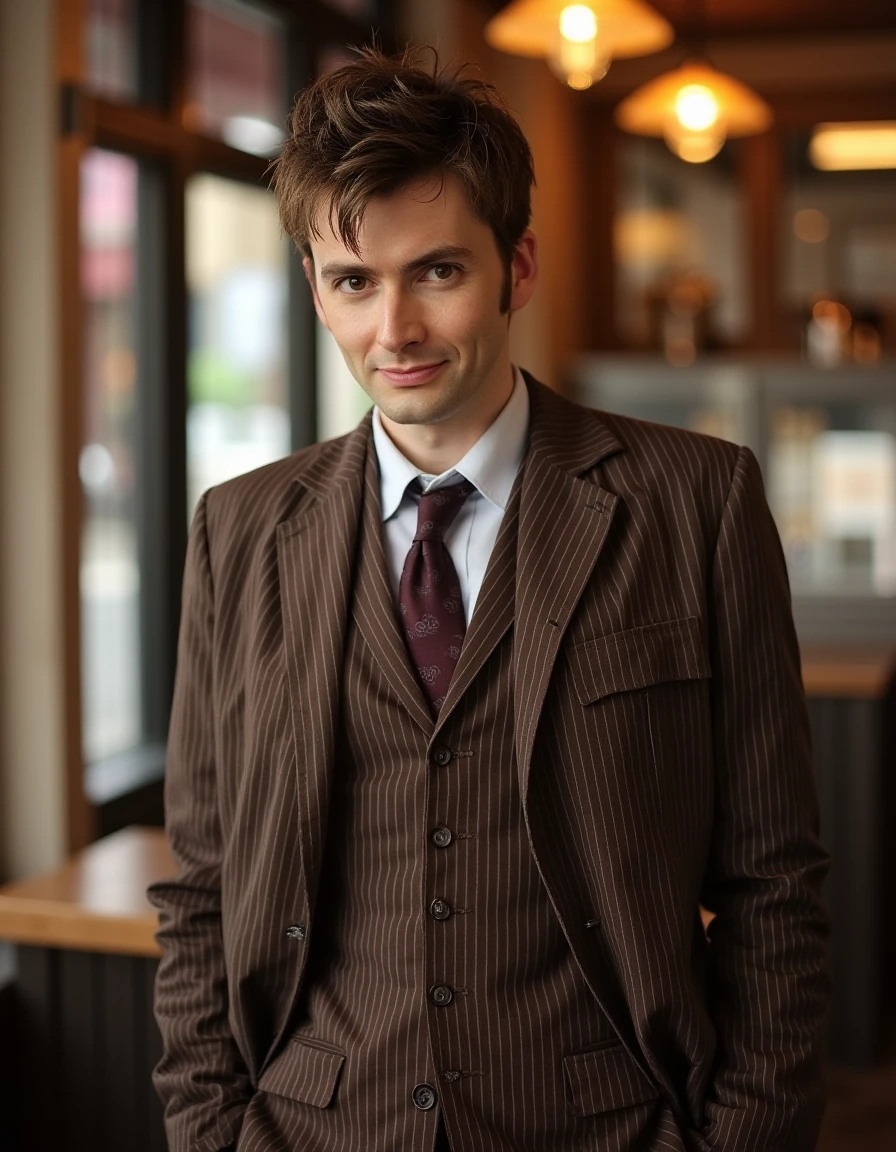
<box><xmin>149</xmin><ymin>374</ymin><xmax>830</xmax><ymax>1152</ymax></box>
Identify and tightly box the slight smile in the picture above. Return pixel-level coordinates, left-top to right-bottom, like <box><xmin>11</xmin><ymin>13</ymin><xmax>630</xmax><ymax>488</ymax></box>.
<box><xmin>377</xmin><ymin>362</ymin><xmax>447</xmax><ymax>386</ymax></box>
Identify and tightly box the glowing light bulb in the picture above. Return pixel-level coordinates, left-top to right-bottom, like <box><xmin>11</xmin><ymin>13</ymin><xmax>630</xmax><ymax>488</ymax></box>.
<box><xmin>550</xmin><ymin>4</ymin><xmax>608</xmax><ymax>90</ymax></box>
<box><xmin>560</xmin><ymin>4</ymin><xmax>597</xmax><ymax>43</ymax></box>
<box><xmin>674</xmin><ymin>84</ymin><xmax>720</xmax><ymax>132</ymax></box>
<box><xmin>663</xmin><ymin>83</ymin><xmax>725</xmax><ymax>162</ymax></box>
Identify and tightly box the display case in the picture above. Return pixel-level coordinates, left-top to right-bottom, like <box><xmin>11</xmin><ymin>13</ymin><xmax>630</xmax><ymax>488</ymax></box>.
<box><xmin>572</xmin><ymin>357</ymin><xmax>896</xmax><ymax>644</ymax></box>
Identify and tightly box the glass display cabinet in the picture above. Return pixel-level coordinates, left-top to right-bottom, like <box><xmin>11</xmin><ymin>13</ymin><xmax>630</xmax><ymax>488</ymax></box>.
<box><xmin>572</xmin><ymin>357</ymin><xmax>896</xmax><ymax>643</ymax></box>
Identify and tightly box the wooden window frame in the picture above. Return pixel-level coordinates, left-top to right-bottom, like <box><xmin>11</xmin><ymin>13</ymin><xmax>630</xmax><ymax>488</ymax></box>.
<box><xmin>56</xmin><ymin>0</ymin><xmax>395</xmax><ymax>851</ymax></box>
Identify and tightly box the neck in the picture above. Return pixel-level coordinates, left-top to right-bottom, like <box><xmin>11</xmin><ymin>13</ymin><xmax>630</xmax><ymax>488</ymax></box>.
<box><xmin>380</xmin><ymin>367</ymin><xmax>516</xmax><ymax>475</ymax></box>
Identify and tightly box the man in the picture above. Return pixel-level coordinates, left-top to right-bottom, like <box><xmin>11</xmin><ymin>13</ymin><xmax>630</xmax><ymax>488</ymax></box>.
<box><xmin>149</xmin><ymin>48</ymin><xmax>830</xmax><ymax>1152</ymax></box>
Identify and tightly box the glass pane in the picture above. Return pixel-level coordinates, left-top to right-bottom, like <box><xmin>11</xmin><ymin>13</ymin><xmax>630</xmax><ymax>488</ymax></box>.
<box><xmin>85</xmin><ymin>0</ymin><xmax>137</xmax><ymax>102</ymax></box>
<box><xmin>80</xmin><ymin>148</ymin><xmax>143</xmax><ymax>762</ymax></box>
<box><xmin>767</xmin><ymin>391</ymin><xmax>896</xmax><ymax>598</ymax></box>
<box><xmin>572</xmin><ymin>359</ymin><xmax>751</xmax><ymax>448</ymax></box>
<box><xmin>186</xmin><ymin>0</ymin><xmax>286</xmax><ymax>155</ymax></box>
<box><xmin>186</xmin><ymin>175</ymin><xmax>290</xmax><ymax>514</ymax></box>
<box><xmin>615</xmin><ymin>137</ymin><xmax>749</xmax><ymax>363</ymax></box>
<box><xmin>782</xmin><ymin>130</ymin><xmax>896</xmax><ymax>363</ymax></box>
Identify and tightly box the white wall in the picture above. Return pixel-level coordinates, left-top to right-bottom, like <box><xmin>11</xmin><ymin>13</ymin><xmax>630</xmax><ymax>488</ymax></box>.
<box><xmin>0</xmin><ymin>0</ymin><xmax>67</xmax><ymax>878</ymax></box>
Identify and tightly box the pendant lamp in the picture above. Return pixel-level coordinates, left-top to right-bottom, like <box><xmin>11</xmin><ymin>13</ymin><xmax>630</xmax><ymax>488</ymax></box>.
<box><xmin>485</xmin><ymin>0</ymin><xmax>674</xmax><ymax>91</ymax></box>
<box><xmin>616</xmin><ymin>59</ymin><xmax>773</xmax><ymax>162</ymax></box>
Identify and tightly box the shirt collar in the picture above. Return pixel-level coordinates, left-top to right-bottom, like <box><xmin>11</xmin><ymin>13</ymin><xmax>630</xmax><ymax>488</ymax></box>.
<box><xmin>372</xmin><ymin>367</ymin><xmax>530</xmax><ymax>522</ymax></box>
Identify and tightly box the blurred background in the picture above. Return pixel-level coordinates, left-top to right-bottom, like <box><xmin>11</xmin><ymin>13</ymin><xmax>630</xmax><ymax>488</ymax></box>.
<box><xmin>0</xmin><ymin>1</ymin><xmax>894</xmax><ymax>1148</ymax></box>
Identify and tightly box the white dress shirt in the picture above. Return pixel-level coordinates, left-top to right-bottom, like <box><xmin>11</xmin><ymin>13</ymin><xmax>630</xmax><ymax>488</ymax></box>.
<box><xmin>372</xmin><ymin>368</ymin><xmax>530</xmax><ymax>624</ymax></box>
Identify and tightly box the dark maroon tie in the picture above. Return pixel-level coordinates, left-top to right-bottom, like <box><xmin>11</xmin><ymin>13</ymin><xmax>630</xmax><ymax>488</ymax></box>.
<box><xmin>398</xmin><ymin>479</ymin><xmax>475</xmax><ymax>716</ymax></box>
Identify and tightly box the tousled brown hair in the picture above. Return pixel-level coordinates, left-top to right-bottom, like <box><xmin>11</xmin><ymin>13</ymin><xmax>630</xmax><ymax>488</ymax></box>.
<box><xmin>272</xmin><ymin>47</ymin><xmax>535</xmax><ymax>269</ymax></box>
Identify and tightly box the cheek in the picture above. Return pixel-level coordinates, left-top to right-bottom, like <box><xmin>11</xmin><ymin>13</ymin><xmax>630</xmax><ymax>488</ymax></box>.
<box><xmin>324</xmin><ymin>309</ymin><xmax>371</xmax><ymax>354</ymax></box>
<box><xmin>440</xmin><ymin>296</ymin><xmax>503</xmax><ymax>348</ymax></box>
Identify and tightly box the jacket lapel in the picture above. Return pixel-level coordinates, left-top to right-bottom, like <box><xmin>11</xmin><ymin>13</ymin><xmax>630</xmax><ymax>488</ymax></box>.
<box><xmin>352</xmin><ymin>441</ymin><xmax>433</xmax><ymax>732</ymax></box>
<box><xmin>514</xmin><ymin>376</ymin><xmax>625</xmax><ymax>800</ymax></box>
<box><xmin>276</xmin><ymin>418</ymin><xmax>370</xmax><ymax>910</ymax></box>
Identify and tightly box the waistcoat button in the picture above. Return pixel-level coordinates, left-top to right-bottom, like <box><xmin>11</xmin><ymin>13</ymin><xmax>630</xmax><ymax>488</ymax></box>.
<box><xmin>431</xmin><ymin>825</ymin><xmax>453</xmax><ymax>848</ymax></box>
<box><xmin>411</xmin><ymin>1082</ymin><xmax>437</xmax><ymax>1111</ymax></box>
<box><xmin>429</xmin><ymin>984</ymin><xmax>454</xmax><ymax>1006</ymax></box>
<box><xmin>430</xmin><ymin>898</ymin><xmax>452</xmax><ymax>921</ymax></box>
<box><xmin>285</xmin><ymin>923</ymin><xmax>306</xmax><ymax>941</ymax></box>
<box><xmin>430</xmin><ymin>745</ymin><xmax>452</xmax><ymax>767</ymax></box>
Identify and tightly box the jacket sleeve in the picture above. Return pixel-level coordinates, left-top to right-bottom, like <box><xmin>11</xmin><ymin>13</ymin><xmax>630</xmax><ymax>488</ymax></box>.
<box><xmin>694</xmin><ymin>445</ymin><xmax>831</xmax><ymax>1151</ymax></box>
<box><xmin>147</xmin><ymin>491</ymin><xmax>253</xmax><ymax>1152</ymax></box>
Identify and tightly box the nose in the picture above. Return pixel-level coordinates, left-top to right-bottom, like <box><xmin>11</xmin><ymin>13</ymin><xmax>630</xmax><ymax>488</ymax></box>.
<box><xmin>377</xmin><ymin>286</ymin><xmax>426</xmax><ymax>354</ymax></box>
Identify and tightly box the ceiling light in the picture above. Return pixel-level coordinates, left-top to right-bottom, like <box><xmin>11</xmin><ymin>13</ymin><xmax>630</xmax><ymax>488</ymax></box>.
<box><xmin>485</xmin><ymin>0</ymin><xmax>674</xmax><ymax>91</ymax></box>
<box><xmin>809</xmin><ymin>122</ymin><xmax>896</xmax><ymax>171</ymax></box>
<box><xmin>615</xmin><ymin>60</ymin><xmax>772</xmax><ymax>163</ymax></box>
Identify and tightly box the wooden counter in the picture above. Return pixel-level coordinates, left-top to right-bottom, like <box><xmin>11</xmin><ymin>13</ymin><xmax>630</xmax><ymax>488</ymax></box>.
<box><xmin>0</xmin><ymin>826</ymin><xmax>174</xmax><ymax>957</ymax></box>
<box><xmin>801</xmin><ymin>644</ymin><xmax>896</xmax><ymax>699</ymax></box>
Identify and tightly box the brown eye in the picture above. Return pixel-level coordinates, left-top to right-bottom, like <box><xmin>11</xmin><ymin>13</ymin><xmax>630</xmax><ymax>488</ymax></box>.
<box><xmin>429</xmin><ymin>265</ymin><xmax>455</xmax><ymax>281</ymax></box>
<box><xmin>347</xmin><ymin>276</ymin><xmax>366</xmax><ymax>291</ymax></box>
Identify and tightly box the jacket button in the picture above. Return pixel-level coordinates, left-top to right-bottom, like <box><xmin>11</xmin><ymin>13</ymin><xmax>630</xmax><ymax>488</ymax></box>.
<box><xmin>411</xmin><ymin>1082</ymin><xmax>437</xmax><ymax>1111</ymax></box>
<box><xmin>429</xmin><ymin>984</ymin><xmax>454</xmax><ymax>1006</ymax></box>
<box><xmin>285</xmin><ymin>923</ymin><xmax>306</xmax><ymax>941</ymax></box>
<box><xmin>430</xmin><ymin>745</ymin><xmax>452</xmax><ymax>767</ymax></box>
<box><xmin>431</xmin><ymin>825</ymin><xmax>453</xmax><ymax>849</ymax></box>
<box><xmin>430</xmin><ymin>898</ymin><xmax>452</xmax><ymax>921</ymax></box>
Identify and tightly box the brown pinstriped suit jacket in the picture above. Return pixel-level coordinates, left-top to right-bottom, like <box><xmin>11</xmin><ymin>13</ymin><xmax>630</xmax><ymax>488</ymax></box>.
<box><xmin>149</xmin><ymin>374</ymin><xmax>830</xmax><ymax>1152</ymax></box>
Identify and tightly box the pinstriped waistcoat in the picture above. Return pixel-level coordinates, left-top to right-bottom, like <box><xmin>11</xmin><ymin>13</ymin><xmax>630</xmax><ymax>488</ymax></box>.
<box><xmin>235</xmin><ymin>443</ymin><xmax>664</xmax><ymax>1152</ymax></box>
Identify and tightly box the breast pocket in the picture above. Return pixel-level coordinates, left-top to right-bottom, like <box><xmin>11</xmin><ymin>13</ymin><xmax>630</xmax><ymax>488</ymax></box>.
<box><xmin>567</xmin><ymin>616</ymin><xmax>713</xmax><ymax>850</ymax></box>
<box><xmin>570</xmin><ymin>616</ymin><xmax>710</xmax><ymax>705</ymax></box>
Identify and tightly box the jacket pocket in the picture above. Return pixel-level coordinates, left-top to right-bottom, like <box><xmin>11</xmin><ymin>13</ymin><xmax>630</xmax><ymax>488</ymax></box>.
<box><xmin>570</xmin><ymin>616</ymin><xmax>710</xmax><ymax>704</ymax></box>
<box><xmin>257</xmin><ymin>1036</ymin><xmax>345</xmax><ymax>1108</ymax></box>
<box><xmin>563</xmin><ymin>1041</ymin><xmax>660</xmax><ymax>1117</ymax></box>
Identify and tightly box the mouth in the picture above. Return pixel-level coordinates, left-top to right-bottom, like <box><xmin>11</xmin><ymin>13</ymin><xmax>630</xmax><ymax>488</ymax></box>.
<box><xmin>377</xmin><ymin>362</ymin><xmax>447</xmax><ymax>387</ymax></box>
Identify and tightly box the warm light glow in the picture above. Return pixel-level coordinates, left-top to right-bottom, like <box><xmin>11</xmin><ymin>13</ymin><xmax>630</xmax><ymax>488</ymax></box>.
<box><xmin>793</xmin><ymin>208</ymin><xmax>830</xmax><ymax>244</ymax></box>
<box><xmin>665</xmin><ymin>126</ymin><xmax>725</xmax><ymax>163</ymax></box>
<box><xmin>674</xmin><ymin>84</ymin><xmax>719</xmax><ymax>132</ymax></box>
<box><xmin>551</xmin><ymin>5</ymin><xmax>608</xmax><ymax>89</ymax></box>
<box><xmin>809</xmin><ymin>122</ymin><xmax>896</xmax><ymax>170</ymax></box>
<box><xmin>484</xmin><ymin>0</ymin><xmax>674</xmax><ymax>92</ymax></box>
<box><xmin>559</xmin><ymin>3</ymin><xmax>597</xmax><ymax>42</ymax></box>
<box><xmin>616</xmin><ymin>60</ymin><xmax>773</xmax><ymax>162</ymax></box>
<box><xmin>566</xmin><ymin>68</ymin><xmax>599</xmax><ymax>90</ymax></box>
<box><xmin>551</xmin><ymin>34</ymin><xmax>609</xmax><ymax>88</ymax></box>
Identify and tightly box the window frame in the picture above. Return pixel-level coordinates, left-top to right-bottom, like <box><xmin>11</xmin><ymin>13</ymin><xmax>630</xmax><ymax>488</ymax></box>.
<box><xmin>58</xmin><ymin>0</ymin><xmax>395</xmax><ymax>849</ymax></box>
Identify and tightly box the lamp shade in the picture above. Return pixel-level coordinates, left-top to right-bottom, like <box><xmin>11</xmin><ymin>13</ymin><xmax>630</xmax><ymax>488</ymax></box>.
<box><xmin>485</xmin><ymin>0</ymin><xmax>674</xmax><ymax>60</ymax></box>
<box><xmin>616</xmin><ymin>60</ymin><xmax>773</xmax><ymax>138</ymax></box>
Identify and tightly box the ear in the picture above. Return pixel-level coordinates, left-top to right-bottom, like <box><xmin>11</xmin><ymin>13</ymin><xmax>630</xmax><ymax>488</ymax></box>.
<box><xmin>508</xmin><ymin>230</ymin><xmax>538</xmax><ymax>313</ymax></box>
<box><xmin>303</xmin><ymin>255</ymin><xmax>330</xmax><ymax>330</ymax></box>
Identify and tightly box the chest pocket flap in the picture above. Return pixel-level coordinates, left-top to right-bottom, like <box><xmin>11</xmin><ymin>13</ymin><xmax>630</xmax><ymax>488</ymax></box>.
<box><xmin>571</xmin><ymin>615</ymin><xmax>710</xmax><ymax>705</ymax></box>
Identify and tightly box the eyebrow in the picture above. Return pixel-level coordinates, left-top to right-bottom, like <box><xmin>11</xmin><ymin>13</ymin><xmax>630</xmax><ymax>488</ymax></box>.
<box><xmin>318</xmin><ymin>245</ymin><xmax>477</xmax><ymax>283</ymax></box>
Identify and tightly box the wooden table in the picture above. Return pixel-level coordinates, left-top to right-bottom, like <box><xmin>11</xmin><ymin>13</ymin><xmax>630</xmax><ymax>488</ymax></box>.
<box><xmin>0</xmin><ymin>827</ymin><xmax>175</xmax><ymax>1152</ymax></box>
<box><xmin>0</xmin><ymin>825</ymin><xmax>173</xmax><ymax>956</ymax></box>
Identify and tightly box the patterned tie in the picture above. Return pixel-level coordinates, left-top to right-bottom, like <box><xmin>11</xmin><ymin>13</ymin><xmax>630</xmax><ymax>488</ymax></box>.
<box><xmin>398</xmin><ymin>478</ymin><xmax>475</xmax><ymax>716</ymax></box>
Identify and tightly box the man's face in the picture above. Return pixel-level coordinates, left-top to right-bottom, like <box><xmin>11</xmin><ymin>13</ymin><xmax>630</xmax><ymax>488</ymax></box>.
<box><xmin>305</xmin><ymin>175</ymin><xmax>537</xmax><ymax>438</ymax></box>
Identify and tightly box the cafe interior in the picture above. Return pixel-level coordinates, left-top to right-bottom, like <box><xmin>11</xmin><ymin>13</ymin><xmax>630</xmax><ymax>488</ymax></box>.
<box><xmin>0</xmin><ymin>0</ymin><xmax>894</xmax><ymax>1147</ymax></box>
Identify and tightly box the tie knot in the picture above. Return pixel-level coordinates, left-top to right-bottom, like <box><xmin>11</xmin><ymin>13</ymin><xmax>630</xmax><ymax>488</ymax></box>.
<box><xmin>411</xmin><ymin>479</ymin><xmax>475</xmax><ymax>542</ymax></box>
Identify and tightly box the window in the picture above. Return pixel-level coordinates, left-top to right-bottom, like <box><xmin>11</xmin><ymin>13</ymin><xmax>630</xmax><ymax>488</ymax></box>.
<box><xmin>79</xmin><ymin>149</ymin><xmax>143</xmax><ymax>763</ymax></box>
<box><xmin>186</xmin><ymin>0</ymin><xmax>287</xmax><ymax>153</ymax></box>
<box><xmin>63</xmin><ymin>0</ymin><xmax>393</xmax><ymax>844</ymax></box>
<box><xmin>186</xmin><ymin>174</ymin><xmax>291</xmax><ymax>511</ymax></box>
